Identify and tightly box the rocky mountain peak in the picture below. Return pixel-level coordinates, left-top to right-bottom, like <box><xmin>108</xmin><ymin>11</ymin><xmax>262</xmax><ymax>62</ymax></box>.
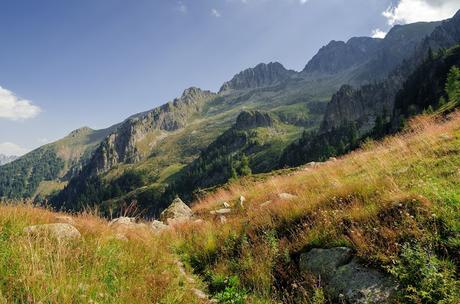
<box><xmin>219</xmin><ymin>62</ymin><xmax>295</xmax><ymax>93</ymax></box>
<box><xmin>303</xmin><ymin>37</ymin><xmax>381</xmax><ymax>75</ymax></box>
<box><xmin>67</xmin><ymin>127</ymin><xmax>94</xmax><ymax>138</ymax></box>
<box><xmin>235</xmin><ymin>110</ymin><xmax>275</xmax><ymax>130</ymax></box>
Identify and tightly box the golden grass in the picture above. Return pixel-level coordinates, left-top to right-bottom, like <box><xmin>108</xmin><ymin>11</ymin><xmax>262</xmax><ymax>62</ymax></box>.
<box><xmin>1</xmin><ymin>112</ymin><xmax>460</xmax><ymax>303</ymax></box>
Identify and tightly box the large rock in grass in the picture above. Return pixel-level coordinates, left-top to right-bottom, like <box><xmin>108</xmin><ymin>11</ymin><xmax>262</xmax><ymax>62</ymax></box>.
<box><xmin>160</xmin><ymin>197</ymin><xmax>193</xmax><ymax>224</ymax></box>
<box><xmin>24</xmin><ymin>223</ymin><xmax>81</xmax><ymax>241</ymax></box>
<box><xmin>299</xmin><ymin>247</ymin><xmax>398</xmax><ymax>303</ymax></box>
<box><xmin>299</xmin><ymin>247</ymin><xmax>353</xmax><ymax>280</ymax></box>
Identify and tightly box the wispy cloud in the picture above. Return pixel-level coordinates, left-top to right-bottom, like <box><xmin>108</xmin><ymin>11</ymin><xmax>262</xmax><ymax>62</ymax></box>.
<box><xmin>0</xmin><ymin>142</ymin><xmax>29</xmax><ymax>156</ymax></box>
<box><xmin>211</xmin><ymin>8</ymin><xmax>221</xmax><ymax>18</ymax></box>
<box><xmin>299</xmin><ymin>0</ymin><xmax>309</xmax><ymax>4</ymax></box>
<box><xmin>0</xmin><ymin>86</ymin><xmax>41</xmax><ymax>121</ymax></box>
<box><xmin>371</xmin><ymin>28</ymin><xmax>387</xmax><ymax>38</ymax></box>
<box><xmin>383</xmin><ymin>0</ymin><xmax>459</xmax><ymax>25</ymax></box>
<box><xmin>176</xmin><ymin>1</ymin><xmax>187</xmax><ymax>14</ymax></box>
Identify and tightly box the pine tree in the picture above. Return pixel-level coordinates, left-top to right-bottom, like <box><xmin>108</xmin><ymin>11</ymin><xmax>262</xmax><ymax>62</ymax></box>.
<box><xmin>239</xmin><ymin>154</ymin><xmax>252</xmax><ymax>176</ymax></box>
<box><xmin>445</xmin><ymin>66</ymin><xmax>460</xmax><ymax>104</ymax></box>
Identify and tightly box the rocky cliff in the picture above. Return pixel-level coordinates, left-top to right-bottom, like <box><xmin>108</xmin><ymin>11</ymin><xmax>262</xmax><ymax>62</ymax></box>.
<box><xmin>87</xmin><ymin>87</ymin><xmax>216</xmax><ymax>175</ymax></box>
<box><xmin>303</xmin><ymin>37</ymin><xmax>382</xmax><ymax>75</ymax></box>
<box><xmin>219</xmin><ymin>62</ymin><xmax>296</xmax><ymax>92</ymax></box>
<box><xmin>319</xmin><ymin>11</ymin><xmax>460</xmax><ymax>134</ymax></box>
<box><xmin>235</xmin><ymin>110</ymin><xmax>274</xmax><ymax>130</ymax></box>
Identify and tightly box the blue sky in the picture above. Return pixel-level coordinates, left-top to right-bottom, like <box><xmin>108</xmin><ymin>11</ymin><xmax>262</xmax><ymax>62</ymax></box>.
<box><xmin>0</xmin><ymin>0</ymin><xmax>459</xmax><ymax>155</ymax></box>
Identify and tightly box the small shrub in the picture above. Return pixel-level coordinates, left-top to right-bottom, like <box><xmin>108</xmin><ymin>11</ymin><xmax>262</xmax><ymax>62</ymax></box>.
<box><xmin>388</xmin><ymin>243</ymin><xmax>459</xmax><ymax>304</ymax></box>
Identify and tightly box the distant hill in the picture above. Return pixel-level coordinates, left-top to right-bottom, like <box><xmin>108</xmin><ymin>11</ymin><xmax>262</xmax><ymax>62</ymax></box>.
<box><xmin>0</xmin><ymin>154</ymin><xmax>18</xmax><ymax>166</ymax></box>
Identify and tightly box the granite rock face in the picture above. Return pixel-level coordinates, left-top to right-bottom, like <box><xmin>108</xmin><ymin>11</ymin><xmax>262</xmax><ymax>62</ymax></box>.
<box><xmin>85</xmin><ymin>87</ymin><xmax>216</xmax><ymax>175</ymax></box>
<box><xmin>235</xmin><ymin>110</ymin><xmax>274</xmax><ymax>130</ymax></box>
<box><xmin>219</xmin><ymin>62</ymin><xmax>296</xmax><ymax>92</ymax></box>
<box><xmin>303</xmin><ymin>37</ymin><xmax>381</xmax><ymax>75</ymax></box>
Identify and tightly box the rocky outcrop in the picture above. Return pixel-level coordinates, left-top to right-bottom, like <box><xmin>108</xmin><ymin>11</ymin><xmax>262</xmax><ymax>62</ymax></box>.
<box><xmin>300</xmin><ymin>247</ymin><xmax>398</xmax><ymax>303</ymax></box>
<box><xmin>219</xmin><ymin>62</ymin><xmax>296</xmax><ymax>92</ymax></box>
<box><xmin>235</xmin><ymin>110</ymin><xmax>274</xmax><ymax>130</ymax></box>
<box><xmin>303</xmin><ymin>37</ymin><xmax>381</xmax><ymax>75</ymax></box>
<box><xmin>24</xmin><ymin>223</ymin><xmax>81</xmax><ymax>241</ymax></box>
<box><xmin>83</xmin><ymin>87</ymin><xmax>216</xmax><ymax>175</ymax></box>
<box><xmin>319</xmin><ymin>83</ymin><xmax>398</xmax><ymax>135</ymax></box>
<box><xmin>318</xmin><ymin>11</ymin><xmax>460</xmax><ymax>135</ymax></box>
<box><xmin>160</xmin><ymin>197</ymin><xmax>193</xmax><ymax>224</ymax></box>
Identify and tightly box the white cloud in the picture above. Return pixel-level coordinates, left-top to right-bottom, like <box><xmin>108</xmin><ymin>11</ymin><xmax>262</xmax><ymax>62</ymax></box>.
<box><xmin>383</xmin><ymin>0</ymin><xmax>459</xmax><ymax>25</ymax></box>
<box><xmin>0</xmin><ymin>142</ymin><xmax>29</xmax><ymax>156</ymax></box>
<box><xmin>0</xmin><ymin>86</ymin><xmax>41</xmax><ymax>121</ymax></box>
<box><xmin>211</xmin><ymin>8</ymin><xmax>221</xmax><ymax>17</ymax></box>
<box><xmin>300</xmin><ymin>0</ymin><xmax>309</xmax><ymax>4</ymax></box>
<box><xmin>371</xmin><ymin>28</ymin><xmax>387</xmax><ymax>38</ymax></box>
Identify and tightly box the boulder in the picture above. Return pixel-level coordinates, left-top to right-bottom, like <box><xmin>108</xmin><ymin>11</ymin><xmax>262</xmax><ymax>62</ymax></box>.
<box><xmin>278</xmin><ymin>192</ymin><xmax>297</xmax><ymax>200</ymax></box>
<box><xmin>24</xmin><ymin>223</ymin><xmax>81</xmax><ymax>241</ymax></box>
<box><xmin>299</xmin><ymin>247</ymin><xmax>397</xmax><ymax>303</ymax></box>
<box><xmin>150</xmin><ymin>220</ymin><xmax>168</xmax><ymax>231</ymax></box>
<box><xmin>329</xmin><ymin>258</ymin><xmax>398</xmax><ymax>304</ymax></box>
<box><xmin>299</xmin><ymin>247</ymin><xmax>353</xmax><ymax>280</ymax></box>
<box><xmin>160</xmin><ymin>197</ymin><xmax>193</xmax><ymax>224</ymax></box>
<box><xmin>109</xmin><ymin>217</ymin><xmax>147</xmax><ymax>234</ymax></box>
<box><xmin>109</xmin><ymin>217</ymin><xmax>136</xmax><ymax>226</ymax></box>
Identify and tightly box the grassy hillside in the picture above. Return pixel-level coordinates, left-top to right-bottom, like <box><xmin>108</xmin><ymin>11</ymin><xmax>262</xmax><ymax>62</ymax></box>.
<box><xmin>1</xmin><ymin>111</ymin><xmax>459</xmax><ymax>303</ymax></box>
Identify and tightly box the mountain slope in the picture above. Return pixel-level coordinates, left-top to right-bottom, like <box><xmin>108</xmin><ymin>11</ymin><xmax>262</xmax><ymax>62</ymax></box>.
<box><xmin>2</xmin><ymin>110</ymin><xmax>459</xmax><ymax>303</ymax></box>
<box><xmin>0</xmin><ymin>126</ymin><xmax>115</xmax><ymax>200</ymax></box>
<box><xmin>319</xmin><ymin>11</ymin><xmax>460</xmax><ymax>135</ymax></box>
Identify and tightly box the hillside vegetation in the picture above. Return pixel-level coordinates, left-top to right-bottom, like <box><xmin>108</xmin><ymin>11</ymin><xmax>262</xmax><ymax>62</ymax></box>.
<box><xmin>1</xmin><ymin>111</ymin><xmax>459</xmax><ymax>303</ymax></box>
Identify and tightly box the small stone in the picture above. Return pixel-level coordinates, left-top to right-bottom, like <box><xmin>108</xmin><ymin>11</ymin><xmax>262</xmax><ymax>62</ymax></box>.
<box><xmin>328</xmin><ymin>157</ymin><xmax>337</xmax><ymax>162</ymax></box>
<box><xmin>261</xmin><ymin>201</ymin><xmax>272</xmax><ymax>207</ymax></box>
<box><xmin>223</xmin><ymin>202</ymin><xmax>230</xmax><ymax>208</ymax></box>
<box><xmin>220</xmin><ymin>216</ymin><xmax>227</xmax><ymax>224</ymax></box>
<box><xmin>214</xmin><ymin>208</ymin><xmax>231</xmax><ymax>215</ymax></box>
<box><xmin>54</xmin><ymin>215</ymin><xmax>76</xmax><ymax>225</ymax></box>
<box><xmin>109</xmin><ymin>217</ymin><xmax>136</xmax><ymax>226</ymax></box>
<box><xmin>278</xmin><ymin>192</ymin><xmax>297</xmax><ymax>200</ymax></box>
<box><xmin>239</xmin><ymin>196</ymin><xmax>246</xmax><ymax>208</ymax></box>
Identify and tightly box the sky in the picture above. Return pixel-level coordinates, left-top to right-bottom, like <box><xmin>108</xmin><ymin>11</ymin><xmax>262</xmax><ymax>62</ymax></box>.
<box><xmin>0</xmin><ymin>0</ymin><xmax>459</xmax><ymax>156</ymax></box>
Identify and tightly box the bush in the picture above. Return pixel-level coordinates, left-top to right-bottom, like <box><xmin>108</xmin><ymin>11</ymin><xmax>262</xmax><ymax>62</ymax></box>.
<box><xmin>388</xmin><ymin>243</ymin><xmax>459</xmax><ymax>304</ymax></box>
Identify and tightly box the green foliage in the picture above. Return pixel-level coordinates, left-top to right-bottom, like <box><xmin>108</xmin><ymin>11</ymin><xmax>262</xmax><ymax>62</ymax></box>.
<box><xmin>0</xmin><ymin>147</ymin><xmax>64</xmax><ymax>199</ymax></box>
<box><xmin>279</xmin><ymin>122</ymin><xmax>359</xmax><ymax>167</ymax></box>
<box><xmin>210</xmin><ymin>275</ymin><xmax>247</xmax><ymax>304</ymax></box>
<box><xmin>388</xmin><ymin>244</ymin><xmax>459</xmax><ymax>304</ymax></box>
<box><xmin>445</xmin><ymin>65</ymin><xmax>460</xmax><ymax>104</ymax></box>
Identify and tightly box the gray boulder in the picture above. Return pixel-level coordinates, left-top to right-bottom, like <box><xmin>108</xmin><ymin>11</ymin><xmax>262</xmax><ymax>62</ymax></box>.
<box><xmin>299</xmin><ymin>247</ymin><xmax>397</xmax><ymax>303</ymax></box>
<box><xmin>24</xmin><ymin>223</ymin><xmax>81</xmax><ymax>241</ymax></box>
<box><xmin>160</xmin><ymin>197</ymin><xmax>193</xmax><ymax>224</ymax></box>
<box><xmin>150</xmin><ymin>220</ymin><xmax>168</xmax><ymax>231</ymax></box>
<box><xmin>299</xmin><ymin>247</ymin><xmax>353</xmax><ymax>281</ymax></box>
<box><xmin>329</xmin><ymin>258</ymin><xmax>398</xmax><ymax>304</ymax></box>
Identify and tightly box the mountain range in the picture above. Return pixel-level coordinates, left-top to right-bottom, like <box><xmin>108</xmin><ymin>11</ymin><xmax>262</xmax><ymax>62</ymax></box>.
<box><xmin>1</xmin><ymin>10</ymin><xmax>459</xmax><ymax>217</ymax></box>
<box><xmin>0</xmin><ymin>154</ymin><xmax>18</xmax><ymax>166</ymax></box>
